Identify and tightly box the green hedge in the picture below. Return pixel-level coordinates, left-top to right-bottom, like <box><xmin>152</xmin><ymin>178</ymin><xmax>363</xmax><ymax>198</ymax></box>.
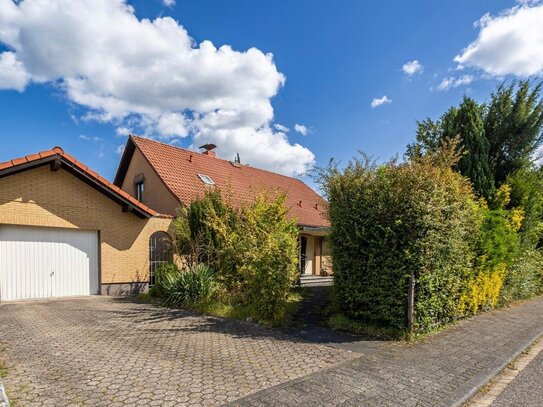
<box><xmin>318</xmin><ymin>144</ymin><xmax>543</xmax><ymax>334</ymax></box>
<box><xmin>318</xmin><ymin>153</ymin><xmax>481</xmax><ymax>332</ymax></box>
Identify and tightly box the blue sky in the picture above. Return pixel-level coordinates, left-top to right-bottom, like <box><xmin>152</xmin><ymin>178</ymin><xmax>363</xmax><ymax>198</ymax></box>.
<box><xmin>0</xmin><ymin>0</ymin><xmax>541</xmax><ymax>186</ymax></box>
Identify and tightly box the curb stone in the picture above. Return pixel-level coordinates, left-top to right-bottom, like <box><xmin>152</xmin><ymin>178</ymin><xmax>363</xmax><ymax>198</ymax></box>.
<box><xmin>0</xmin><ymin>376</ymin><xmax>9</xmax><ymax>407</ymax></box>
<box><xmin>440</xmin><ymin>330</ymin><xmax>543</xmax><ymax>407</ymax></box>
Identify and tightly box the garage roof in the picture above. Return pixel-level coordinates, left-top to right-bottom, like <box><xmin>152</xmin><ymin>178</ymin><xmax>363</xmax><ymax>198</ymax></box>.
<box><xmin>0</xmin><ymin>146</ymin><xmax>158</xmax><ymax>218</ymax></box>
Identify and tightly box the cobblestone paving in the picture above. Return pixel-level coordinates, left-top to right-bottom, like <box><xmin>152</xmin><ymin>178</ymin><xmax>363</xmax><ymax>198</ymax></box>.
<box><xmin>232</xmin><ymin>296</ymin><xmax>543</xmax><ymax>407</ymax></box>
<box><xmin>0</xmin><ymin>297</ymin><xmax>356</xmax><ymax>406</ymax></box>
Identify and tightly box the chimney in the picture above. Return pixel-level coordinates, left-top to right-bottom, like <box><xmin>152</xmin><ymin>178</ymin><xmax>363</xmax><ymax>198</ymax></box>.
<box><xmin>199</xmin><ymin>143</ymin><xmax>217</xmax><ymax>158</ymax></box>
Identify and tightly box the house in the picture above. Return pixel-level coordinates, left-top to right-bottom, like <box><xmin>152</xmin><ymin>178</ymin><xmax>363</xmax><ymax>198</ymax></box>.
<box><xmin>0</xmin><ymin>137</ymin><xmax>331</xmax><ymax>302</ymax></box>
<box><xmin>113</xmin><ymin>135</ymin><xmax>332</xmax><ymax>280</ymax></box>
<box><xmin>0</xmin><ymin>147</ymin><xmax>173</xmax><ymax>301</ymax></box>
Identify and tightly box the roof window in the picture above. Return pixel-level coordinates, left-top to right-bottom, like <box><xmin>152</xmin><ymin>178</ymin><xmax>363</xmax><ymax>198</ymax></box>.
<box><xmin>198</xmin><ymin>174</ymin><xmax>215</xmax><ymax>185</ymax></box>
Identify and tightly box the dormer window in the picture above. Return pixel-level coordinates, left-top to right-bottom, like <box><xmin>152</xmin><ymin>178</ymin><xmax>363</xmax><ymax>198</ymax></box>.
<box><xmin>198</xmin><ymin>174</ymin><xmax>215</xmax><ymax>185</ymax></box>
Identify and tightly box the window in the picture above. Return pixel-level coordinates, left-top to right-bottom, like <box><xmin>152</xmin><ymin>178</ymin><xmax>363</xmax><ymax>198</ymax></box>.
<box><xmin>135</xmin><ymin>181</ymin><xmax>144</xmax><ymax>202</ymax></box>
<box><xmin>149</xmin><ymin>232</ymin><xmax>173</xmax><ymax>286</ymax></box>
<box><xmin>198</xmin><ymin>173</ymin><xmax>215</xmax><ymax>185</ymax></box>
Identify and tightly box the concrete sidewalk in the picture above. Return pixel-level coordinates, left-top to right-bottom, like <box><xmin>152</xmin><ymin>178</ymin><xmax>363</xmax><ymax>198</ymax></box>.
<box><xmin>230</xmin><ymin>296</ymin><xmax>543</xmax><ymax>407</ymax></box>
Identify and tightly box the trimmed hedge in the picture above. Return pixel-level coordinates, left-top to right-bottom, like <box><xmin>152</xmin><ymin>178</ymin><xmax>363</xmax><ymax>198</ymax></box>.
<box><xmin>318</xmin><ymin>144</ymin><xmax>543</xmax><ymax>334</ymax></box>
<box><xmin>317</xmin><ymin>152</ymin><xmax>481</xmax><ymax>333</ymax></box>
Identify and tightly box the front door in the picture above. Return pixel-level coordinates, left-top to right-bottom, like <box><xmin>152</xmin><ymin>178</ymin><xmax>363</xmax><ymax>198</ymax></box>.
<box><xmin>300</xmin><ymin>235</ymin><xmax>315</xmax><ymax>275</ymax></box>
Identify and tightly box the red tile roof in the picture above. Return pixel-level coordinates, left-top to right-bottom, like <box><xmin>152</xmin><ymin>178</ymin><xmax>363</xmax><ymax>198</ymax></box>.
<box><xmin>0</xmin><ymin>146</ymin><xmax>159</xmax><ymax>218</ymax></box>
<box><xmin>129</xmin><ymin>136</ymin><xmax>329</xmax><ymax>227</ymax></box>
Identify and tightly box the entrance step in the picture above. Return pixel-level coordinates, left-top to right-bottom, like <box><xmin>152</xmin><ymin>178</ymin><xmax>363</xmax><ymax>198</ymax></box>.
<box><xmin>300</xmin><ymin>275</ymin><xmax>334</xmax><ymax>287</ymax></box>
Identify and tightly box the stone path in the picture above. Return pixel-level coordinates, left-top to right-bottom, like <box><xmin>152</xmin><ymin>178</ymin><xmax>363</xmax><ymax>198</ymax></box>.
<box><xmin>284</xmin><ymin>286</ymin><xmax>365</xmax><ymax>349</ymax></box>
<box><xmin>231</xmin><ymin>296</ymin><xmax>543</xmax><ymax>407</ymax></box>
<box><xmin>0</xmin><ymin>297</ymin><xmax>355</xmax><ymax>406</ymax></box>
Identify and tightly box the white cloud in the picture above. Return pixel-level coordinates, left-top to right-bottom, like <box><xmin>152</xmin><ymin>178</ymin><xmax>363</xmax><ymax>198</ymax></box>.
<box><xmin>371</xmin><ymin>95</ymin><xmax>392</xmax><ymax>108</ymax></box>
<box><xmin>454</xmin><ymin>3</ymin><xmax>543</xmax><ymax>76</ymax></box>
<box><xmin>0</xmin><ymin>0</ymin><xmax>314</xmax><ymax>175</ymax></box>
<box><xmin>156</xmin><ymin>112</ymin><xmax>187</xmax><ymax>138</ymax></box>
<box><xmin>0</xmin><ymin>51</ymin><xmax>29</xmax><ymax>91</ymax></box>
<box><xmin>116</xmin><ymin>144</ymin><xmax>125</xmax><ymax>155</ymax></box>
<box><xmin>402</xmin><ymin>60</ymin><xmax>423</xmax><ymax>76</ymax></box>
<box><xmin>79</xmin><ymin>134</ymin><xmax>102</xmax><ymax>142</ymax></box>
<box><xmin>194</xmin><ymin>119</ymin><xmax>315</xmax><ymax>175</ymax></box>
<box><xmin>162</xmin><ymin>0</ymin><xmax>175</xmax><ymax>6</ymax></box>
<box><xmin>115</xmin><ymin>126</ymin><xmax>130</xmax><ymax>136</ymax></box>
<box><xmin>273</xmin><ymin>123</ymin><xmax>289</xmax><ymax>133</ymax></box>
<box><xmin>436</xmin><ymin>75</ymin><xmax>474</xmax><ymax>91</ymax></box>
<box><xmin>294</xmin><ymin>124</ymin><xmax>308</xmax><ymax>136</ymax></box>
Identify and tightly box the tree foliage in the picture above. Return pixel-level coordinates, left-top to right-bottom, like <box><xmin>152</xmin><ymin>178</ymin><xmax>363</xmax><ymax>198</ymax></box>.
<box><xmin>451</xmin><ymin>98</ymin><xmax>495</xmax><ymax>197</ymax></box>
<box><xmin>407</xmin><ymin>80</ymin><xmax>543</xmax><ymax>197</ymax></box>
<box><xmin>485</xmin><ymin>81</ymin><xmax>543</xmax><ymax>184</ymax></box>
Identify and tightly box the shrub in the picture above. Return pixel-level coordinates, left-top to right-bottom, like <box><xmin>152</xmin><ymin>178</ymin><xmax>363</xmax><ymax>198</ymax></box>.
<box><xmin>458</xmin><ymin>263</ymin><xmax>507</xmax><ymax>316</ymax></box>
<box><xmin>150</xmin><ymin>263</ymin><xmax>180</xmax><ymax>298</ymax></box>
<box><xmin>501</xmin><ymin>249</ymin><xmax>543</xmax><ymax>303</ymax></box>
<box><xmin>173</xmin><ymin>190</ymin><xmax>231</xmax><ymax>267</ymax></box>
<box><xmin>316</xmin><ymin>146</ymin><xmax>481</xmax><ymax>333</ymax></box>
<box><xmin>207</xmin><ymin>193</ymin><xmax>299</xmax><ymax>325</ymax></box>
<box><xmin>173</xmin><ymin>190</ymin><xmax>299</xmax><ymax>326</ymax></box>
<box><xmin>508</xmin><ymin>168</ymin><xmax>543</xmax><ymax>249</ymax></box>
<box><xmin>477</xmin><ymin>208</ymin><xmax>519</xmax><ymax>268</ymax></box>
<box><xmin>155</xmin><ymin>263</ymin><xmax>216</xmax><ymax>307</ymax></box>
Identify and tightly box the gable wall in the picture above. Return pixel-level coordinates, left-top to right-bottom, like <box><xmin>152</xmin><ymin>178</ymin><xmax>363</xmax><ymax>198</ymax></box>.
<box><xmin>0</xmin><ymin>165</ymin><xmax>173</xmax><ymax>294</ymax></box>
<box><xmin>120</xmin><ymin>147</ymin><xmax>180</xmax><ymax>216</ymax></box>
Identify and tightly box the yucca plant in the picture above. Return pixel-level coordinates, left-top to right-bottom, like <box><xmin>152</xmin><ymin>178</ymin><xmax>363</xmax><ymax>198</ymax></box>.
<box><xmin>152</xmin><ymin>263</ymin><xmax>180</xmax><ymax>298</ymax></box>
<box><xmin>161</xmin><ymin>264</ymin><xmax>215</xmax><ymax>307</ymax></box>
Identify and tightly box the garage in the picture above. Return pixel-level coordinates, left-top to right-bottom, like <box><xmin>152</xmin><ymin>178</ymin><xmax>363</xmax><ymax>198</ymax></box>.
<box><xmin>0</xmin><ymin>225</ymin><xmax>99</xmax><ymax>301</ymax></box>
<box><xmin>0</xmin><ymin>146</ymin><xmax>173</xmax><ymax>300</ymax></box>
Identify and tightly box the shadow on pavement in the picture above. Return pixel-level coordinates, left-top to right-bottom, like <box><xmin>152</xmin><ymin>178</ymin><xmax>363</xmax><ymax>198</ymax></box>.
<box><xmin>109</xmin><ymin>289</ymin><xmax>391</xmax><ymax>355</ymax></box>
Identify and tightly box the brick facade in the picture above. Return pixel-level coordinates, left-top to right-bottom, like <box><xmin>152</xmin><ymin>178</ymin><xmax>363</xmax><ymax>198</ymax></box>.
<box><xmin>120</xmin><ymin>147</ymin><xmax>180</xmax><ymax>216</ymax></box>
<box><xmin>0</xmin><ymin>165</ymin><xmax>173</xmax><ymax>295</ymax></box>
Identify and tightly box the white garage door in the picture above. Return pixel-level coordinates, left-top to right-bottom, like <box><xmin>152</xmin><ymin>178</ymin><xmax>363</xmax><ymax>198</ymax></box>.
<box><xmin>0</xmin><ymin>225</ymin><xmax>99</xmax><ymax>301</ymax></box>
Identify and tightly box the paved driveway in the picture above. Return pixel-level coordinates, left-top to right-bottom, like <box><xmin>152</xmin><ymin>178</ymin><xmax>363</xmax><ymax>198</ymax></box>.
<box><xmin>0</xmin><ymin>297</ymin><xmax>355</xmax><ymax>406</ymax></box>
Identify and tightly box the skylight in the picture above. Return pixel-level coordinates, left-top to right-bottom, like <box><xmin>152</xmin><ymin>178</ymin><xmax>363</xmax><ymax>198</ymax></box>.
<box><xmin>198</xmin><ymin>174</ymin><xmax>215</xmax><ymax>185</ymax></box>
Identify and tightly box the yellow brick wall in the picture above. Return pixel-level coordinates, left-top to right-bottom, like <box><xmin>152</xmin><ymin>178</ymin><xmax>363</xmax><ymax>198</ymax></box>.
<box><xmin>120</xmin><ymin>147</ymin><xmax>180</xmax><ymax>216</ymax></box>
<box><xmin>0</xmin><ymin>166</ymin><xmax>173</xmax><ymax>290</ymax></box>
